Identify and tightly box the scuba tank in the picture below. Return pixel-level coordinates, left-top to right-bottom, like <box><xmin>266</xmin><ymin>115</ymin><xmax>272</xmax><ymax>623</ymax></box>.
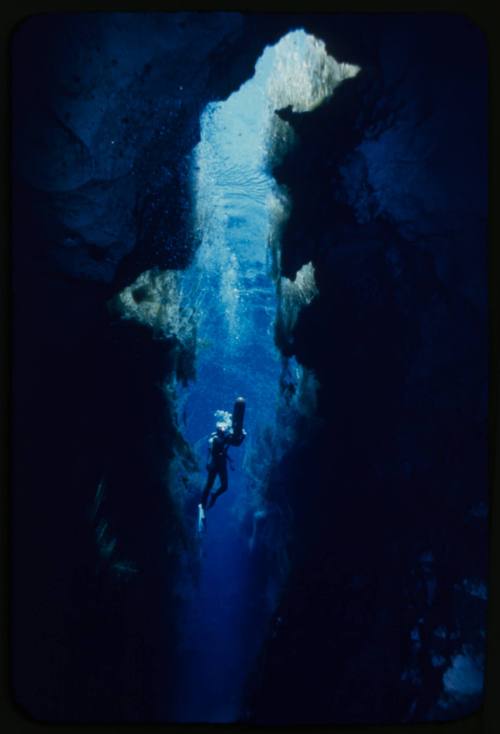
<box><xmin>230</xmin><ymin>397</ymin><xmax>246</xmax><ymax>445</ymax></box>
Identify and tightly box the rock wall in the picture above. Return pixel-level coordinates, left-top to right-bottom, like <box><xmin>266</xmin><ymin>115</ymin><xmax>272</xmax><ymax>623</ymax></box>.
<box><xmin>11</xmin><ymin>11</ymin><xmax>294</xmax><ymax>721</ymax></box>
<box><xmin>247</xmin><ymin>13</ymin><xmax>488</xmax><ymax>724</ymax></box>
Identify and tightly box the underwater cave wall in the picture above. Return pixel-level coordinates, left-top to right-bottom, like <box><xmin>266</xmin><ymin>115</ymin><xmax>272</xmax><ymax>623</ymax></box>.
<box><xmin>11</xmin><ymin>11</ymin><xmax>299</xmax><ymax>721</ymax></box>
<box><xmin>247</xmin><ymin>13</ymin><xmax>488</xmax><ymax>725</ymax></box>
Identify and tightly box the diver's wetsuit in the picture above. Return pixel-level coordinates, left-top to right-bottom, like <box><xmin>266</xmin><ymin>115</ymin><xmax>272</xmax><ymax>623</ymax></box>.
<box><xmin>201</xmin><ymin>432</ymin><xmax>231</xmax><ymax>510</ymax></box>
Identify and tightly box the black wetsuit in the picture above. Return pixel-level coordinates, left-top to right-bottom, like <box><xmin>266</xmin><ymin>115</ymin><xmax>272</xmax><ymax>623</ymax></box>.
<box><xmin>201</xmin><ymin>432</ymin><xmax>230</xmax><ymax>509</ymax></box>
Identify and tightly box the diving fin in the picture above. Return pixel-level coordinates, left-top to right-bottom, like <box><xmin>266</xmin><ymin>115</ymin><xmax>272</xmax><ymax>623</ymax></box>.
<box><xmin>197</xmin><ymin>503</ymin><xmax>206</xmax><ymax>533</ymax></box>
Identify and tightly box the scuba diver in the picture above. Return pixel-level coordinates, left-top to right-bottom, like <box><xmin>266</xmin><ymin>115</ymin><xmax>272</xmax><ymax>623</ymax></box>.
<box><xmin>199</xmin><ymin>398</ymin><xmax>246</xmax><ymax>515</ymax></box>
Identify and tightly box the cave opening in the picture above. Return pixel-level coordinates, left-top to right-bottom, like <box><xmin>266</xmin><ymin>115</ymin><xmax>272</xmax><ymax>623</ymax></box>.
<box><xmin>170</xmin><ymin>30</ymin><xmax>360</xmax><ymax>723</ymax></box>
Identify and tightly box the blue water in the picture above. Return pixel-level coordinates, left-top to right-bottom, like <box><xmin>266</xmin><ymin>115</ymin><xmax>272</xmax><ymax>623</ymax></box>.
<box><xmin>169</xmin><ymin>31</ymin><xmax>360</xmax><ymax>722</ymax></box>
<box><xmin>171</xmin><ymin>56</ymin><xmax>282</xmax><ymax>724</ymax></box>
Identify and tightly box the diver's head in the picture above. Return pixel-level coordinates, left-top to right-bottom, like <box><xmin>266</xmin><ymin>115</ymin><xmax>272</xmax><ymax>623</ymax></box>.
<box><xmin>216</xmin><ymin>422</ymin><xmax>226</xmax><ymax>436</ymax></box>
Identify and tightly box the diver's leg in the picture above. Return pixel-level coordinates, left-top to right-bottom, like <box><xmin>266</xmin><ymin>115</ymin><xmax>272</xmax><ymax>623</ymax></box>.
<box><xmin>201</xmin><ymin>468</ymin><xmax>216</xmax><ymax>509</ymax></box>
<box><xmin>219</xmin><ymin>463</ymin><xmax>228</xmax><ymax>494</ymax></box>
<box><xmin>208</xmin><ymin>465</ymin><xmax>228</xmax><ymax>508</ymax></box>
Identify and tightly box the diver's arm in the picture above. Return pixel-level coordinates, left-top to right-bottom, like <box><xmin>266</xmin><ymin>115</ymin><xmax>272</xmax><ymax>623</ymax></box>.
<box><xmin>206</xmin><ymin>435</ymin><xmax>214</xmax><ymax>468</ymax></box>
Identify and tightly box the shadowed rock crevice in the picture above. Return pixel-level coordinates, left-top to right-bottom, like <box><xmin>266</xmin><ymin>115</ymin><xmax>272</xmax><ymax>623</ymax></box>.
<box><xmin>11</xmin><ymin>12</ymin><xmax>303</xmax><ymax>721</ymax></box>
<box><xmin>246</xmin><ymin>13</ymin><xmax>488</xmax><ymax>725</ymax></box>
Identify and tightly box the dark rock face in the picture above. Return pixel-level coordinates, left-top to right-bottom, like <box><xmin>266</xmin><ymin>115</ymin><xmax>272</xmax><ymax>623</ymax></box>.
<box><xmin>247</xmin><ymin>14</ymin><xmax>488</xmax><ymax>725</ymax></box>
<box><xmin>10</xmin><ymin>12</ymin><xmax>294</xmax><ymax>722</ymax></box>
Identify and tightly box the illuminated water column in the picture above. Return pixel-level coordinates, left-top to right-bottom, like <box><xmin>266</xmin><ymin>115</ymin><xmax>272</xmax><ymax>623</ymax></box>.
<box><xmin>180</xmin><ymin>55</ymin><xmax>280</xmax><ymax>444</ymax></box>
<box><xmin>179</xmin><ymin>28</ymin><xmax>359</xmax><ymax>466</ymax></box>
<box><xmin>172</xmin><ymin>31</ymin><xmax>359</xmax><ymax>723</ymax></box>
